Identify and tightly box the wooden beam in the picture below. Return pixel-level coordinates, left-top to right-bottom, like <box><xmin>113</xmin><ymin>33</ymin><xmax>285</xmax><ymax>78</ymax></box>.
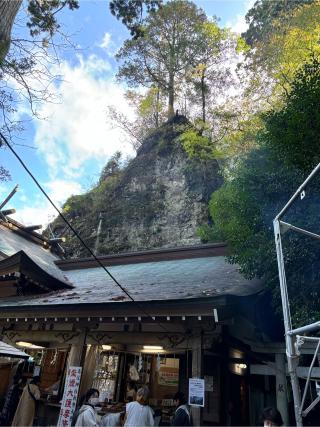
<box><xmin>0</xmin><ymin>185</ymin><xmax>18</xmax><ymax>211</ymax></box>
<box><xmin>23</xmin><ymin>225</ymin><xmax>42</xmax><ymax>232</ymax></box>
<box><xmin>0</xmin><ymin>315</ymin><xmax>216</xmax><ymax>326</ymax></box>
<box><xmin>56</xmin><ymin>243</ymin><xmax>228</xmax><ymax>270</ymax></box>
<box><xmin>0</xmin><ymin>297</ymin><xmax>228</xmax><ymax>318</ymax></box>
<box><xmin>1</xmin><ymin>209</ymin><xmax>16</xmax><ymax>216</ymax></box>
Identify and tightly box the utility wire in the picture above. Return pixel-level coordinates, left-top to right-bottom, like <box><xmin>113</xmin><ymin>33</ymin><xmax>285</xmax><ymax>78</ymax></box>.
<box><xmin>0</xmin><ymin>131</ymin><xmax>173</xmax><ymax>334</ymax></box>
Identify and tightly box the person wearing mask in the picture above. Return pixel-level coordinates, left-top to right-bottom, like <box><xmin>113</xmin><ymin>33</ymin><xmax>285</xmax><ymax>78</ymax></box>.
<box><xmin>11</xmin><ymin>376</ymin><xmax>41</xmax><ymax>427</ymax></box>
<box><xmin>261</xmin><ymin>407</ymin><xmax>283</xmax><ymax>427</ymax></box>
<box><xmin>172</xmin><ymin>392</ymin><xmax>191</xmax><ymax>426</ymax></box>
<box><xmin>124</xmin><ymin>386</ymin><xmax>154</xmax><ymax>427</ymax></box>
<box><xmin>75</xmin><ymin>388</ymin><xmax>100</xmax><ymax>427</ymax></box>
<box><xmin>126</xmin><ymin>381</ymin><xmax>137</xmax><ymax>402</ymax></box>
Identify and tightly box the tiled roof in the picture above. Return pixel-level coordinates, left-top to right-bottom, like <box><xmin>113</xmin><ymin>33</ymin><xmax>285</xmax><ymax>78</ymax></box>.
<box><xmin>0</xmin><ymin>256</ymin><xmax>262</xmax><ymax>308</ymax></box>
<box><xmin>0</xmin><ymin>219</ymin><xmax>262</xmax><ymax>310</ymax></box>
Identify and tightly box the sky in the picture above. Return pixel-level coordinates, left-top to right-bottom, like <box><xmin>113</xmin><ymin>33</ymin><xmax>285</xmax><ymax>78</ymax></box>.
<box><xmin>0</xmin><ymin>0</ymin><xmax>253</xmax><ymax>228</ymax></box>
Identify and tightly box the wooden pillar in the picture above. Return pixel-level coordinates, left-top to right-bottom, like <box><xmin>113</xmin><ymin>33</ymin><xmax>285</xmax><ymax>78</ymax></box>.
<box><xmin>67</xmin><ymin>331</ymin><xmax>87</xmax><ymax>367</ymax></box>
<box><xmin>191</xmin><ymin>332</ymin><xmax>202</xmax><ymax>426</ymax></box>
<box><xmin>275</xmin><ymin>353</ymin><xmax>289</xmax><ymax>426</ymax></box>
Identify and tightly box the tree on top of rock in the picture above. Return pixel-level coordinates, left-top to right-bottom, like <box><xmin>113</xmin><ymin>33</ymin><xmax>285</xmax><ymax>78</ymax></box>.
<box><xmin>116</xmin><ymin>0</ymin><xmax>212</xmax><ymax>118</ymax></box>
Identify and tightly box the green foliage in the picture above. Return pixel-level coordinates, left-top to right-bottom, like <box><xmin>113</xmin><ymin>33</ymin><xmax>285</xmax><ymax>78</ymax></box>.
<box><xmin>197</xmin><ymin>223</ymin><xmax>223</xmax><ymax>243</ymax></box>
<box><xmin>62</xmin><ymin>194</ymin><xmax>88</xmax><ymax>217</ymax></box>
<box><xmin>235</xmin><ymin>37</ymin><xmax>250</xmax><ymax>55</ymax></box>
<box><xmin>205</xmin><ymin>58</ymin><xmax>320</xmax><ymax>326</ymax></box>
<box><xmin>62</xmin><ymin>154</ymin><xmax>125</xmax><ymax>217</ymax></box>
<box><xmin>241</xmin><ymin>1</ymin><xmax>320</xmax><ymax>107</ymax></box>
<box><xmin>209</xmin><ymin>147</ymin><xmax>320</xmax><ymax>326</ymax></box>
<box><xmin>109</xmin><ymin>0</ymin><xmax>162</xmax><ymax>38</ymax></box>
<box><xmin>27</xmin><ymin>0</ymin><xmax>79</xmax><ymax>36</ymax></box>
<box><xmin>178</xmin><ymin>126</ymin><xmax>217</xmax><ymax>160</ymax></box>
<box><xmin>116</xmin><ymin>0</ymin><xmax>213</xmax><ymax>116</ymax></box>
<box><xmin>243</xmin><ymin>0</ymin><xmax>314</xmax><ymax>47</ymax></box>
<box><xmin>263</xmin><ymin>59</ymin><xmax>320</xmax><ymax>173</ymax></box>
<box><xmin>98</xmin><ymin>151</ymin><xmax>122</xmax><ymax>184</ymax></box>
<box><xmin>27</xmin><ymin>0</ymin><xmax>161</xmax><ymax>39</ymax></box>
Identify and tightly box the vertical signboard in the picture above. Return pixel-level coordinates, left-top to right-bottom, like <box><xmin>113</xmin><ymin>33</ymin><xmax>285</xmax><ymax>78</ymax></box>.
<box><xmin>57</xmin><ymin>366</ymin><xmax>82</xmax><ymax>427</ymax></box>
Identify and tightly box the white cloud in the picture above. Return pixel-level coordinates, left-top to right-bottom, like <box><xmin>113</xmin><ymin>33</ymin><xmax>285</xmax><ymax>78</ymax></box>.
<box><xmin>45</xmin><ymin>179</ymin><xmax>83</xmax><ymax>205</ymax></box>
<box><xmin>227</xmin><ymin>14</ymin><xmax>247</xmax><ymax>34</ymax></box>
<box><xmin>3</xmin><ymin>51</ymin><xmax>136</xmax><ymax>226</ymax></box>
<box><xmin>33</xmin><ymin>54</ymin><xmax>135</xmax><ymax>180</ymax></box>
<box><xmin>98</xmin><ymin>32</ymin><xmax>119</xmax><ymax>57</ymax></box>
<box><xmin>12</xmin><ymin>203</ymin><xmax>55</xmax><ymax>228</ymax></box>
<box><xmin>99</xmin><ymin>32</ymin><xmax>112</xmax><ymax>49</ymax></box>
<box><xmin>226</xmin><ymin>0</ymin><xmax>255</xmax><ymax>34</ymax></box>
<box><xmin>11</xmin><ymin>179</ymin><xmax>84</xmax><ymax>227</ymax></box>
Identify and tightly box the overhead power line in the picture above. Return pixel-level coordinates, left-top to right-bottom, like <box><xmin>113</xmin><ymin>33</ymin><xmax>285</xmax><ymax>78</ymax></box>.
<box><xmin>0</xmin><ymin>131</ymin><xmax>173</xmax><ymax>334</ymax></box>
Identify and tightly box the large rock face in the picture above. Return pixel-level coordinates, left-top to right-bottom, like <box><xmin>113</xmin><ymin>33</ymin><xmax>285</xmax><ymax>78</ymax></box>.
<box><xmin>51</xmin><ymin>117</ymin><xmax>223</xmax><ymax>257</ymax></box>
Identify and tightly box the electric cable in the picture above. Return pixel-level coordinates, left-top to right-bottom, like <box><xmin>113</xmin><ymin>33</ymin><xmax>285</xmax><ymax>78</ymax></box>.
<box><xmin>0</xmin><ymin>131</ymin><xmax>174</xmax><ymax>334</ymax></box>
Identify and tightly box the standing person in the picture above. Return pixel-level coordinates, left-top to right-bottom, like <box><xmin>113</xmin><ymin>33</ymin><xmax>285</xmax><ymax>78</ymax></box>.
<box><xmin>45</xmin><ymin>370</ymin><xmax>63</xmax><ymax>396</ymax></box>
<box><xmin>126</xmin><ymin>381</ymin><xmax>137</xmax><ymax>402</ymax></box>
<box><xmin>100</xmin><ymin>411</ymin><xmax>125</xmax><ymax>427</ymax></box>
<box><xmin>124</xmin><ymin>386</ymin><xmax>154</xmax><ymax>427</ymax></box>
<box><xmin>172</xmin><ymin>392</ymin><xmax>191</xmax><ymax>426</ymax></box>
<box><xmin>75</xmin><ymin>388</ymin><xmax>100</xmax><ymax>427</ymax></box>
<box><xmin>11</xmin><ymin>376</ymin><xmax>41</xmax><ymax>427</ymax></box>
<box><xmin>0</xmin><ymin>375</ymin><xmax>21</xmax><ymax>426</ymax></box>
<box><xmin>261</xmin><ymin>407</ymin><xmax>283</xmax><ymax>427</ymax></box>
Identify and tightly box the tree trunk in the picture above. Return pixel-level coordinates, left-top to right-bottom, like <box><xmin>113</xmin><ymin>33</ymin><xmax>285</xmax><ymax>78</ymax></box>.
<box><xmin>0</xmin><ymin>0</ymin><xmax>23</xmax><ymax>64</ymax></box>
<box><xmin>201</xmin><ymin>72</ymin><xmax>206</xmax><ymax>123</ymax></box>
<box><xmin>168</xmin><ymin>73</ymin><xmax>174</xmax><ymax>118</ymax></box>
<box><xmin>155</xmin><ymin>85</ymin><xmax>160</xmax><ymax>127</ymax></box>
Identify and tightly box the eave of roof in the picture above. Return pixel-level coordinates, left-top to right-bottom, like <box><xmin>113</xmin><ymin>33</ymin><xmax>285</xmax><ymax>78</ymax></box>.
<box><xmin>0</xmin><ymin>251</ymin><xmax>73</xmax><ymax>291</ymax></box>
<box><xmin>0</xmin><ymin>294</ymin><xmax>251</xmax><ymax>317</ymax></box>
<box><xmin>0</xmin><ymin>341</ymin><xmax>29</xmax><ymax>359</ymax></box>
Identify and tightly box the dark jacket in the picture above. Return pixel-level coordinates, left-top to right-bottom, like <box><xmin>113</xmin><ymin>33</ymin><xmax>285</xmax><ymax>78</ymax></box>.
<box><xmin>172</xmin><ymin>405</ymin><xmax>191</xmax><ymax>426</ymax></box>
<box><xmin>0</xmin><ymin>383</ymin><xmax>20</xmax><ymax>426</ymax></box>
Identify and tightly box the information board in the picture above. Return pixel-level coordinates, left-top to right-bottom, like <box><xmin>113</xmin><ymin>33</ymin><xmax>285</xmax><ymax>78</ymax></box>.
<box><xmin>57</xmin><ymin>366</ymin><xmax>82</xmax><ymax>427</ymax></box>
<box><xmin>188</xmin><ymin>378</ymin><xmax>205</xmax><ymax>407</ymax></box>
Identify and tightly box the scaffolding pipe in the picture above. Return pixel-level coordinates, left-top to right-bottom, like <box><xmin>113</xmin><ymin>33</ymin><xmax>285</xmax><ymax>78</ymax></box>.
<box><xmin>279</xmin><ymin>221</ymin><xmax>320</xmax><ymax>241</ymax></box>
<box><xmin>274</xmin><ymin>163</ymin><xmax>320</xmax><ymax>426</ymax></box>
<box><xmin>289</xmin><ymin>322</ymin><xmax>320</xmax><ymax>336</ymax></box>
<box><xmin>274</xmin><ymin>219</ymin><xmax>303</xmax><ymax>425</ymax></box>
<box><xmin>300</xmin><ymin>340</ymin><xmax>320</xmax><ymax>415</ymax></box>
<box><xmin>296</xmin><ymin>336</ymin><xmax>320</xmax><ymax>343</ymax></box>
<box><xmin>275</xmin><ymin>163</ymin><xmax>320</xmax><ymax>221</ymax></box>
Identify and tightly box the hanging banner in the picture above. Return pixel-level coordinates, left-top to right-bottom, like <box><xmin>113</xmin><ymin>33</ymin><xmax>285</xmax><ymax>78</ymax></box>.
<box><xmin>57</xmin><ymin>366</ymin><xmax>82</xmax><ymax>427</ymax></box>
<box><xmin>188</xmin><ymin>378</ymin><xmax>205</xmax><ymax>407</ymax></box>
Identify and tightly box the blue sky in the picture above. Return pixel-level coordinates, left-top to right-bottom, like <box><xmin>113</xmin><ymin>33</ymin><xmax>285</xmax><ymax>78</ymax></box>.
<box><xmin>0</xmin><ymin>0</ymin><xmax>252</xmax><ymax>227</ymax></box>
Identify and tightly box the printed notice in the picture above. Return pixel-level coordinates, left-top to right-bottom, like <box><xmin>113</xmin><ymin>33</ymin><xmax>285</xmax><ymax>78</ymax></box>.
<box><xmin>188</xmin><ymin>378</ymin><xmax>205</xmax><ymax>407</ymax></box>
<box><xmin>57</xmin><ymin>366</ymin><xmax>82</xmax><ymax>427</ymax></box>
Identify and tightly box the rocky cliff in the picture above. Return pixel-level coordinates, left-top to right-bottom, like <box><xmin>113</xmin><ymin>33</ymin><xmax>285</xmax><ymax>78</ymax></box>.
<box><xmin>51</xmin><ymin>116</ymin><xmax>223</xmax><ymax>257</ymax></box>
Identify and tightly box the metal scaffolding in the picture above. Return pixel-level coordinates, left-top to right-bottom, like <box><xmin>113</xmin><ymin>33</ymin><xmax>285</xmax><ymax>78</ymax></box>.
<box><xmin>274</xmin><ymin>163</ymin><xmax>320</xmax><ymax>426</ymax></box>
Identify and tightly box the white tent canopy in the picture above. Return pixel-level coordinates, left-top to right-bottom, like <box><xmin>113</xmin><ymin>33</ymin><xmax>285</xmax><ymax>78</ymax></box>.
<box><xmin>0</xmin><ymin>341</ymin><xmax>29</xmax><ymax>359</ymax></box>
